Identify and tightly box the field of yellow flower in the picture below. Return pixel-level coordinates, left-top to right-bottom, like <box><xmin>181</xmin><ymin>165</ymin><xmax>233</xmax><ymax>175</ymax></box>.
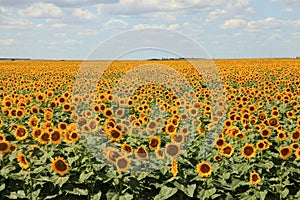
<box><xmin>0</xmin><ymin>59</ymin><xmax>299</xmax><ymax>199</ymax></box>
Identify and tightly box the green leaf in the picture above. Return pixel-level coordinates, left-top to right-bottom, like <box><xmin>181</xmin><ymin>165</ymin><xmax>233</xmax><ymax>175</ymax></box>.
<box><xmin>198</xmin><ymin>188</ymin><xmax>216</xmax><ymax>200</ymax></box>
<box><xmin>44</xmin><ymin>194</ymin><xmax>58</xmax><ymax>200</ymax></box>
<box><xmin>156</xmin><ymin>186</ymin><xmax>178</xmax><ymax>200</ymax></box>
<box><xmin>106</xmin><ymin>190</ymin><xmax>119</xmax><ymax>200</ymax></box>
<box><xmin>53</xmin><ymin>176</ymin><xmax>69</xmax><ymax>187</ymax></box>
<box><xmin>91</xmin><ymin>191</ymin><xmax>102</xmax><ymax>200</ymax></box>
<box><xmin>119</xmin><ymin>193</ymin><xmax>134</xmax><ymax>200</ymax></box>
<box><xmin>67</xmin><ymin>187</ymin><xmax>89</xmax><ymax>196</ymax></box>
<box><xmin>281</xmin><ymin>188</ymin><xmax>289</xmax><ymax>198</ymax></box>
<box><xmin>183</xmin><ymin>184</ymin><xmax>196</xmax><ymax>197</ymax></box>
<box><xmin>79</xmin><ymin>171</ymin><xmax>94</xmax><ymax>183</ymax></box>
<box><xmin>0</xmin><ymin>183</ymin><xmax>5</xmax><ymax>192</ymax></box>
<box><xmin>259</xmin><ymin>190</ymin><xmax>267</xmax><ymax>200</ymax></box>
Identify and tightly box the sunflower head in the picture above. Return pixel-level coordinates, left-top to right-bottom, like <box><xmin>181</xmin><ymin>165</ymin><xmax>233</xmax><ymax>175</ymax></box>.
<box><xmin>116</xmin><ymin>156</ymin><xmax>131</xmax><ymax>172</ymax></box>
<box><xmin>51</xmin><ymin>157</ymin><xmax>70</xmax><ymax>176</ymax></box>
<box><xmin>279</xmin><ymin>146</ymin><xmax>292</xmax><ymax>160</ymax></box>
<box><xmin>196</xmin><ymin>161</ymin><xmax>212</xmax><ymax>177</ymax></box>
<box><xmin>250</xmin><ymin>172</ymin><xmax>261</xmax><ymax>185</ymax></box>
<box><xmin>17</xmin><ymin>152</ymin><xmax>30</xmax><ymax>169</ymax></box>
<box><xmin>242</xmin><ymin>144</ymin><xmax>256</xmax><ymax>159</ymax></box>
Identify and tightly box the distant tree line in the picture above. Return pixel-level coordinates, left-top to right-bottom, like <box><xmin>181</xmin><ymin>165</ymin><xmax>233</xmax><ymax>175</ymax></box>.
<box><xmin>0</xmin><ymin>58</ymin><xmax>31</xmax><ymax>61</ymax></box>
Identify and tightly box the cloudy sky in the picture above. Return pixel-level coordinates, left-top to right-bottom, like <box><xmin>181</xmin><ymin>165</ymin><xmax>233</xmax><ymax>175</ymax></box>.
<box><xmin>0</xmin><ymin>0</ymin><xmax>299</xmax><ymax>59</ymax></box>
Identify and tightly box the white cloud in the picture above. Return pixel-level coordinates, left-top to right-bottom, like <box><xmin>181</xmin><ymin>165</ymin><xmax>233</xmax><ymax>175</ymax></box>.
<box><xmin>292</xmin><ymin>32</ymin><xmax>300</xmax><ymax>38</ymax></box>
<box><xmin>168</xmin><ymin>24</ymin><xmax>180</xmax><ymax>30</ymax></box>
<box><xmin>64</xmin><ymin>39</ymin><xmax>82</xmax><ymax>45</ymax></box>
<box><xmin>77</xmin><ymin>29</ymin><xmax>98</xmax><ymax>36</ymax></box>
<box><xmin>19</xmin><ymin>2</ymin><xmax>62</xmax><ymax>18</ymax></box>
<box><xmin>220</xmin><ymin>19</ymin><xmax>246</xmax><ymax>29</ymax></box>
<box><xmin>272</xmin><ymin>0</ymin><xmax>300</xmax><ymax>6</ymax></box>
<box><xmin>54</xmin><ymin>33</ymin><xmax>67</xmax><ymax>37</ymax></box>
<box><xmin>0</xmin><ymin>38</ymin><xmax>15</xmax><ymax>45</ymax></box>
<box><xmin>97</xmin><ymin>0</ymin><xmax>227</xmax><ymax>16</ymax></box>
<box><xmin>132</xmin><ymin>23</ymin><xmax>165</xmax><ymax>30</ymax></box>
<box><xmin>71</xmin><ymin>8</ymin><xmax>96</xmax><ymax>21</ymax></box>
<box><xmin>51</xmin><ymin>23</ymin><xmax>68</xmax><ymax>28</ymax></box>
<box><xmin>283</xmin><ymin>7</ymin><xmax>293</xmax><ymax>12</ymax></box>
<box><xmin>206</xmin><ymin>9</ymin><xmax>227</xmax><ymax>23</ymax></box>
<box><xmin>104</xmin><ymin>18</ymin><xmax>128</xmax><ymax>29</ymax></box>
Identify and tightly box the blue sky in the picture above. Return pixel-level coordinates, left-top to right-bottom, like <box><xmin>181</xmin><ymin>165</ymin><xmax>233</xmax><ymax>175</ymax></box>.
<box><xmin>0</xmin><ymin>0</ymin><xmax>299</xmax><ymax>59</ymax></box>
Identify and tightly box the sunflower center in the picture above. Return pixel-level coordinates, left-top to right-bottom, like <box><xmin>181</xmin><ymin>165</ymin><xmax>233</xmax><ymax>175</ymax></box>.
<box><xmin>281</xmin><ymin>148</ymin><xmax>289</xmax><ymax>156</ymax></box>
<box><xmin>252</xmin><ymin>174</ymin><xmax>258</xmax><ymax>181</ymax></box>
<box><xmin>167</xmin><ymin>144</ymin><xmax>179</xmax><ymax>156</ymax></box>
<box><xmin>150</xmin><ymin>139</ymin><xmax>159</xmax><ymax>147</ymax></box>
<box><xmin>0</xmin><ymin>142</ymin><xmax>8</xmax><ymax>151</ymax></box>
<box><xmin>200</xmin><ymin>164</ymin><xmax>210</xmax><ymax>173</ymax></box>
<box><xmin>51</xmin><ymin>132</ymin><xmax>60</xmax><ymax>141</ymax></box>
<box><xmin>17</xmin><ymin>128</ymin><xmax>26</xmax><ymax>137</ymax></box>
<box><xmin>117</xmin><ymin>158</ymin><xmax>128</xmax><ymax>169</ymax></box>
<box><xmin>55</xmin><ymin>160</ymin><xmax>67</xmax><ymax>171</ymax></box>
<box><xmin>245</xmin><ymin>146</ymin><xmax>254</xmax><ymax>155</ymax></box>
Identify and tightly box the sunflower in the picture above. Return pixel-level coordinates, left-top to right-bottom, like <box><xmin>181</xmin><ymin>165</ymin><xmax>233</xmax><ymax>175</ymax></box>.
<box><xmin>242</xmin><ymin>144</ymin><xmax>256</xmax><ymax>159</ymax></box>
<box><xmin>50</xmin><ymin>129</ymin><xmax>62</xmax><ymax>144</ymax></box>
<box><xmin>104</xmin><ymin>108</ymin><xmax>113</xmax><ymax>118</ymax></box>
<box><xmin>135</xmin><ymin>146</ymin><xmax>148</xmax><ymax>160</ymax></box>
<box><xmin>104</xmin><ymin>147</ymin><xmax>121</xmax><ymax>164</ymax></box>
<box><xmin>115</xmin><ymin>108</ymin><xmax>125</xmax><ymax>118</ymax></box>
<box><xmin>16</xmin><ymin>109</ymin><xmax>24</xmax><ymax>119</ymax></box>
<box><xmin>17</xmin><ymin>152</ymin><xmax>30</xmax><ymax>169</ymax></box>
<box><xmin>290</xmin><ymin>143</ymin><xmax>299</xmax><ymax>150</ymax></box>
<box><xmin>286</xmin><ymin>110</ymin><xmax>295</xmax><ymax>119</ymax></box>
<box><xmin>31</xmin><ymin>127</ymin><xmax>42</xmax><ymax>140</ymax></box>
<box><xmin>196</xmin><ymin>161</ymin><xmax>212</xmax><ymax>177</ymax></box>
<box><xmin>58</xmin><ymin>122</ymin><xmax>68</xmax><ymax>131</ymax></box>
<box><xmin>268</xmin><ymin>117</ymin><xmax>279</xmax><ymax>127</ymax></box>
<box><xmin>116</xmin><ymin>156</ymin><xmax>131</xmax><ymax>172</ymax></box>
<box><xmin>121</xmin><ymin>143</ymin><xmax>133</xmax><ymax>155</ymax></box>
<box><xmin>290</xmin><ymin>130</ymin><xmax>300</xmax><ymax>142</ymax></box>
<box><xmin>14</xmin><ymin>125</ymin><xmax>29</xmax><ymax>141</ymax></box>
<box><xmin>276</xmin><ymin>131</ymin><xmax>286</xmax><ymax>141</ymax></box>
<box><xmin>171</xmin><ymin>133</ymin><xmax>185</xmax><ymax>143</ymax></box>
<box><xmin>147</xmin><ymin>136</ymin><xmax>160</xmax><ymax>150</ymax></box>
<box><xmin>62</xmin><ymin>103</ymin><xmax>71</xmax><ymax>112</ymax></box>
<box><xmin>0</xmin><ymin>133</ymin><xmax>5</xmax><ymax>141</ymax></box>
<box><xmin>279</xmin><ymin>146</ymin><xmax>292</xmax><ymax>160</ymax></box>
<box><xmin>263</xmin><ymin>139</ymin><xmax>271</xmax><ymax>150</ymax></box>
<box><xmin>213</xmin><ymin>155</ymin><xmax>222</xmax><ymax>162</ymax></box>
<box><xmin>250</xmin><ymin>172</ymin><xmax>261</xmax><ymax>185</ymax></box>
<box><xmin>155</xmin><ymin>149</ymin><xmax>165</xmax><ymax>159</ymax></box>
<box><xmin>260</xmin><ymin>128</ymin><xmax>271</xmax><ymax>138</ymax></box>
<box><xmin>235</xmin><ymin>132</ymin><xmax>245</xmax><ymax>141</ymax></box>
<box><xmin>147</xmin><ymin>120</ymin><xmax>158</xmax><ymax>131</ymax></box>
<box><xmin>51</xmin><ymin>157</ymin><xmax>69</xmax><ymax>176</ymax></box>
<box><xmin>256</xmin><ymin>140</ymin><xmax>266</xmax><ymax>151</ymax></box>
<box><xmin>171</xmin><ymin>160</ymin><xmax>178</xmax><ymax>177</ymax></box>
<box><xmin>0</xmin><ymin>141</ymin><xmax>10</xmax><ymax>154</ymax></box>
<box><xmin>28</xmin><ymin>116</ymin><xmax>39</xmax><ymax>127</ymax></box>
<box><xmin>44</xmin><ymin>110</ymin><xmax>53</xmax><ymax>121</ymax></box>
<box><xmin>9</xmin><ymin>144</ymin><xmax>18</xmax><ymax>152</ymax></box>
<box><xmin>88</xmin><ymin>119</ymin><xmax>98</xmax><ymax>131</ymax></box>
<box><xmin>215</xmin><ymin>138</ymin><xmax>226</xmax><ymax>149</ymax></box>
<box><xmin>165</xmin><ymin>123</ymin><xmax>177</xmax><ymax>134</ymax></box>
<box><xmin>295</xmin><ymin>149</ymin><xmax>300</xmax><ymax>160</ymax></box>
<box><xmin>109</xmin><ymin>128</ymin><xmax>122</xmax><ymax>142</ymax></box>
<box><xmin>38</xmin><ymin>130</ymin><xmax>50</xmax><ymax>145</ymax></box>
<box><xmin>166</xmin><ymin>143</ymin><xmax>181</xmax><ymax>158</ymax></box>
<box><xmin>30</xmin><ymin>106</ymin><xmax>39</xmax><ymax>114</ymax></box>
<box><xmin>221</xmin><ymin>144</ymin><xmax>234</xmax><ymax>157</ymax></box>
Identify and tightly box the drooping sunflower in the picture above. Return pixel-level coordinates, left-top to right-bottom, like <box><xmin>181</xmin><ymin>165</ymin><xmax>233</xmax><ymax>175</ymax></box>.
<box><xmin>149</xmin><ymin>136</ymin><xmax>161</xmax><ymax>150</ymax></box>
<box><xmin>196</xmin><ymin>161</ymin><xmax>212</xmax><ymax>177</ymax></box>
<box><xmin>250</xmin><ymin>172</ymin><xmax>261</xmax><ymax>185</ymax></box>
<box><xmin>51</xmin><ymin>157</ymin><xmax>69</xmax><ymax>176</ymax></box>
<box><xmin>242</xmin><ymin>144</ymin><xmax>256</xmax><ymax>159</ymax></box>
<box><xmin>171</xmin><ymin>160</ymin><xmax>178</xmax><ymax>177</ymax></box>
<box><xmin>14</xmin><ymin>125</ymin><xmax>29</xmax><ymax>141</ymax></box>
<box><xmin>279</xmin><ymin>146</ymin><xmax>292</xmax><ymax>160</ymax></box>
<box><xmin>221</xmin><ymin>144</ymin><xmax>234</xmax><ymax>157</ymax></box>
<box><xmin>17</xmin><ymin>152</ymin><xmax>30</xmax><ymax>169</ymax></box>
<box><xmin>116</xmin><ymin>156</ymin><xmax>131</xmax><ymax>172</ymax></box>
<box><xmin>295</xmin><ymin>149</ymin><xmax>300</xmax><ymax>160</ymax></box>
<box><xmin>135</xmin><ymin>146</ymin><xmax>148</xmax><ymax>160</ymax></box>
<box><xmin>166</xmin><ymin>143</ymin><xmax>181</xmax><ymax>158</ymax></box>
<box><xmin>0</xmin><ymin>141</ymin><xmax>10</xmax><ymax>154</ymax></box>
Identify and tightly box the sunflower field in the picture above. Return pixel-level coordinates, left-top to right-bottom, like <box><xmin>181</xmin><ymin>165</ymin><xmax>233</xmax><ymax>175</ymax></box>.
<box><xmin>0</xmin><ymin>59</ymin><xmax>299</xmax><ymax>200</ymax></box>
